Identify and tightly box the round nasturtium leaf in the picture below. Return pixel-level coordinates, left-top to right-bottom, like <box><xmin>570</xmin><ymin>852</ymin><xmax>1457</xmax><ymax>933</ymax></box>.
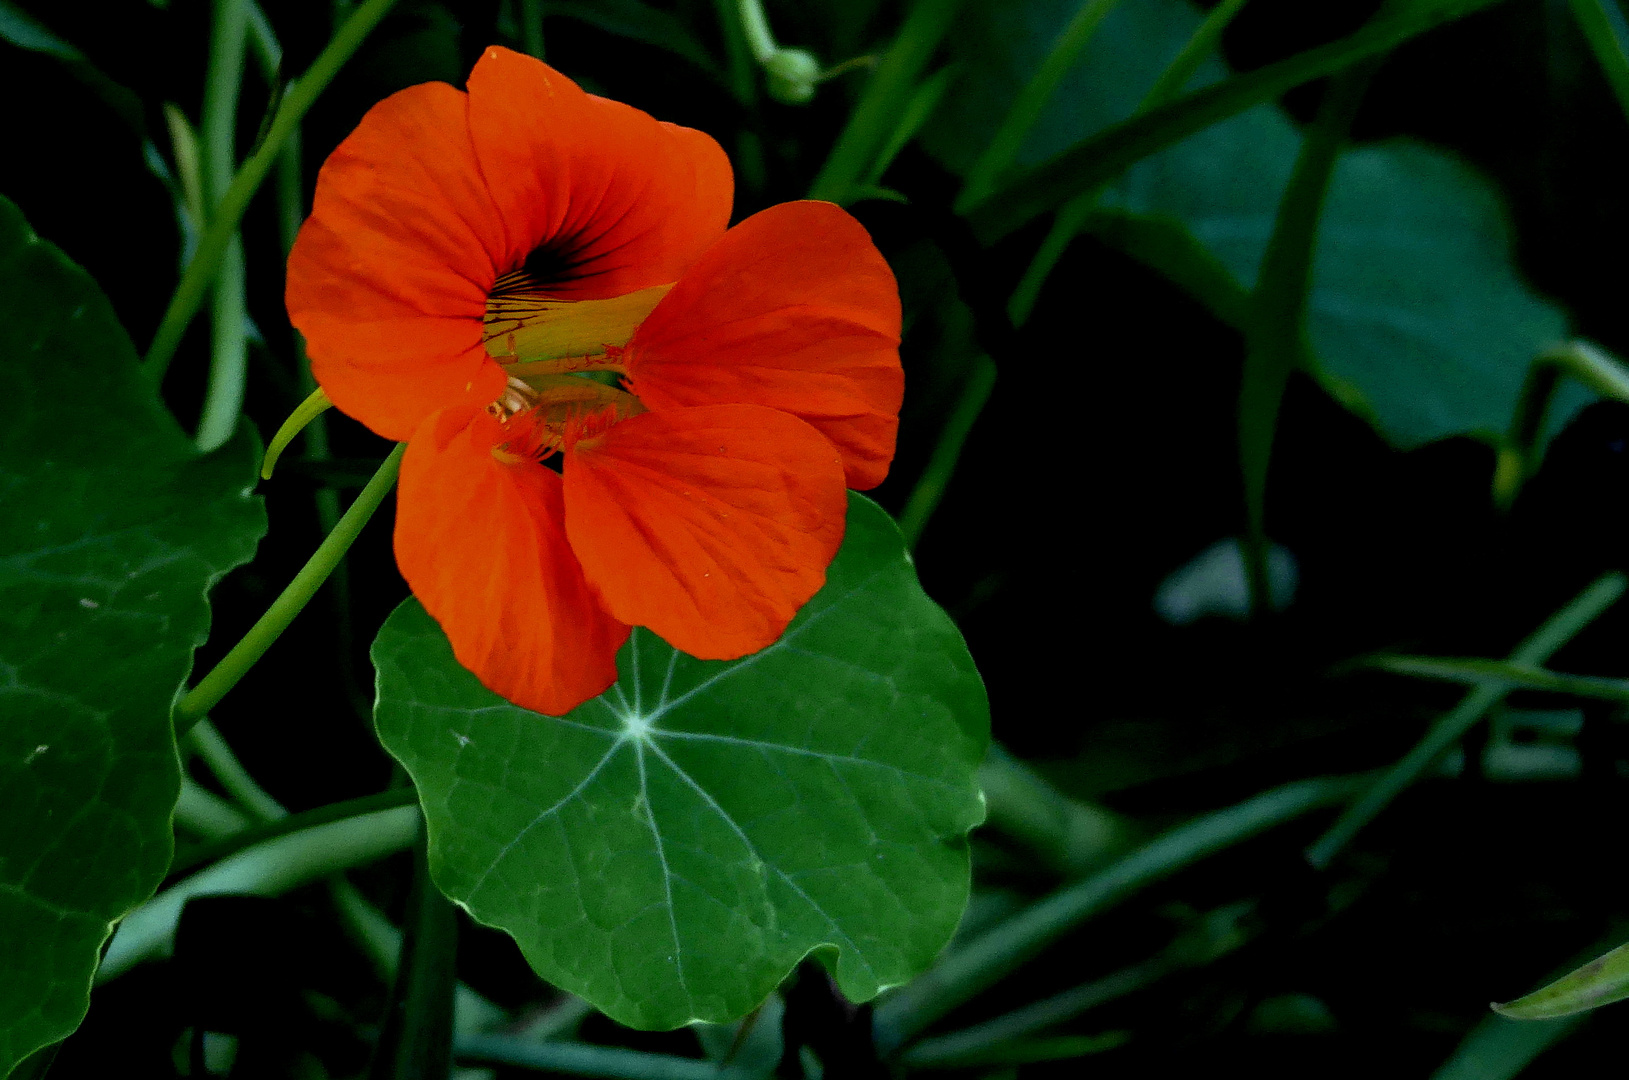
<box><xmin>0</xmin><ymin>194</ymin><xmax>265</xmax><ymax>1075</ymax></box>
<box><xmin>926</xmin><ymin>0</ymin><xmax>1577</xmax><ymax>451</ymax></box>
<box><xmin>372</xmin><ymin>493</ymin><xmax>989</xmax><ymax>1029</ymax></box>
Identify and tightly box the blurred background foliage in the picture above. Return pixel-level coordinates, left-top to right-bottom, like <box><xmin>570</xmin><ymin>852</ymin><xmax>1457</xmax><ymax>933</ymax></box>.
<box><xmin>10</xmin><ymin>0</ymin><xmax>1629</xmax><ymax>1076</ymax></box>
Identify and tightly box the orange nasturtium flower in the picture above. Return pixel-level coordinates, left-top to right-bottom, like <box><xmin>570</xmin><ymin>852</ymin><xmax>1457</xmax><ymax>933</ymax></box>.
<box><xmin>287</xmin><ymin>47</ymin><xmax>903</xmax><ymax>716</ymax></box>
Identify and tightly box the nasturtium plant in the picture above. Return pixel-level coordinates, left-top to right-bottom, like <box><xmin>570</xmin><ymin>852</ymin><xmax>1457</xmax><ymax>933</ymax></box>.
<box><xmin>929</xmin><ymin>0</ymin><xmax>1577</xmax><ymax>450</ymax></box>
<box><xmin>372</xmin><ymin>492</ymin><xmax>988</xmax><ymax>1029</ymax></box>
<box><xmin>0</xmin><ymin>195</ymin><xmax>264</xmax><ymax>1074</ymax></box>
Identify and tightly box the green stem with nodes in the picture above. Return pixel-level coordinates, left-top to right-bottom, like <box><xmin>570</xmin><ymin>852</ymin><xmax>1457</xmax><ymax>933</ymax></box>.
<box><xmin>873</xmin><ymin>773</ymin><xmax>1365</xmax><ymax>1054</ymax></box>
<box><xmin>1493</xmin><ymin>340</ymin><xmax>1629</xmax><ymax>511</ymax></box>
<box><xmin>519</xmin><ymin>0</ymin><xmax>545</xmax><ymax>60</ymax></box>
<box><xmin>965</xmin><ymin>0</ymin><xmax>1503</xmax><ymax>243</ymax></box>
<box><xmin>1007</xmin><ymin>0</ymin><xmax>1251</xmax><ymax>327</ymax></box>
<box><xmin>808</xmin><ymin>0</ymin><xmax>966</xmax><ymax>203</ymax></box>
<box><xmin>1306</xmin><ymin>572</ymin><xmax>1626</xmax><ymax>869</ymax></box>
<box><xmin>144</xmin><ymin>0</ymin><xmax>400</xmax><ymax>381</ymax></box>
<box><xmin>956</xmin><ymin>0</ymin><xmax>1121</xmax><ymax>214</ymax></box>
<box><xmin>174</xmin><ymin>443</ymin><xmax>405</xmax><ymax>733</ymax></box>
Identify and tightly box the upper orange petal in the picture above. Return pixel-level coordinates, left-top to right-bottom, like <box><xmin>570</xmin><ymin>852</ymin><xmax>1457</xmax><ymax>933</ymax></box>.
<box><xmin>622</xmin><ymin>201</ymin><xmax>903</xmax><ymax>490</ymax></box>
<box><xmin>287</xmin><ymin>81</ymin><xmax>508</xmax><ymax>441</ymax></box>
<box><xmin>396</xmin><ymin>407</ymin><xmax>630</xmax><ymax>716</ymax></box>
<box><xmin>465</xmin><ymin>47</ymin><xmax>733</xmax><ymax>299</ymax></box>
<box><xmin>561</xmin><ymin>404</ymin><xmax>847</xmax><ymax>659</ymax></box>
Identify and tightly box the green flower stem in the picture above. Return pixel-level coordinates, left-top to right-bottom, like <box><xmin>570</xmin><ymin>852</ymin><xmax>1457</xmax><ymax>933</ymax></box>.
<box><xmin>245</xmin><ymin>0</ymin><xmax>283</xmax><ymax>82</ymax></box>
<box><xmin>100</xmin><ymin>802</ymin><xmax>421</xmax><ymax>981</ymax></box>
<box><xmin>143</xmin><ymin>0</ymin><xmax>400</xmax><ymax>381</ymax></box>
<box><xmin>872</xmin><ymin>773</ymin><xmax>1364</xmax><ymax>1053</ymax></box>
<box><xmin>807</xmin><ymin>0</ymin><xmax>965</xmax><ymax>203</ymax></box>
<box><xmin>174</xmin><ymin>777</ymin><xmax>253</xmax><ymax>840</ymax></box>
<box><xmin>955</xmin><ymin>0</ymin><xmax>1121</xmax><ymax>214</ymax></box>
<box><xmin>859</xmin><ymin>62</ymin><xmax>957</xmax><ymax>191</ymax></box>
<box><xmin>1238</xmin><ymin>59</ymin><xmax>1376</xmax><ymax>615</ymax></box>
<box><xmin>186</xmin><ymin>718</ymin><xmax>288</xmax><ymax>821</ymax></box>
<box><xmin>1371</xmin><ymin>654</ymin><xmax>1629</xmax><ymax>703</ymax></box>
<box><xmin>734</xmin><ymin>0</ymin><xmax>778</xmax><ymax>62</ymax></box>
<box><xmin>1494</xmin><ymin>340</ymin><xmax>1629</xmax><ymax>511</ymax></box>
<box><xmin>519</xmin><ymin>0</ymin><xmax>545</xmax><ymax>60</ymax></box>
<box><xmin>168</xmin><ymin>788</ymin><xmax>417</xmax><ymax>880</ymax></box>
<box><xmin>455</xmin><ymin>1035</ymin><xmax>754</xmax><ymax>1080</ymax></box>
<box><xmin>1306</xmin><ymin>572</ymin><xmax>1626</xmax><ymax>869</ymax></box>
<box><xmin>174</xmin><ymin>443</ymin><xmax>405</xmax><ymax>733</ymax></box>
<box><xmin>371</xmin><ymin>828</ymin><xmax>459</xmax><ymax>1080</ymax></box>
<box><xmin>897</xmin><ymin>354</ymin><xmax>995</xmax><ymax>550</ymax></box>
<box><xmin>193</xmin><ymin>0</ymin><xmax>250</xmax><ymax>453</ymax></box>
<box><xmin>709</xmin><ymin>0</ymin><xmax>758</xmax><ymax>105</ymax></box>
<box><xmin>964</xmin><ymin>0</ymin><xmax>1503</xmax><ymax>243</ymax></box>
<box><xmin>1005</xmin><ymin>0</ymin><xmax>1251</xmax><ymax>327</ymax></box>
<box><xmin>1569</xmin><ymin>0</ymin><xmax>1629</xmax><ymax>123</ymax></box>
<box><xmin>975</xmin><ymin>743</ymin><xmax>1134</xmax><ymax>878</ymax></box>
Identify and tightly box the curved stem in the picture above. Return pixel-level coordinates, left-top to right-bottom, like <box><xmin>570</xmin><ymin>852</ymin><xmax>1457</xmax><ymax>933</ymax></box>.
<box><xmin>808</xmin><ymin>0</ymin><xmax>966</xmax><ymax>203</ymax></box>
<box><xmin>144</xmin><ymin>0</ymin><xmax>401</xmax><ymax>380</ymax></box>
<box><xmin>873</xmin><ymin>774</ymin><xmax>1364</xmax><ymax>1053</ymax></box>
<box><xmin>956</xmin><ymin>0</ymin><xmax>1121</xmax><ymax>213</ymax></box>
<box><xmin>898</xmin><ymin>355</ymin><xmax>996</xmax><ymax>550</ymax></box>
<box><xmin>102</xmin><ymin>801</ymin><xmax>421</xmax><ymax>981</ymax></box>
<box><xmin>1306</xmin><ymin>572</ymin><xmax>1626</xmax><ymax>868</ymax></box>
<box><xmin>175</xmin><ymin>443</ymin><xmax>405</xmax><ymax>731</ymax></box>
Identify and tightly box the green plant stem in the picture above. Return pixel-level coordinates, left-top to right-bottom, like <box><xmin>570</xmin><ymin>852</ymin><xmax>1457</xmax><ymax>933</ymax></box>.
<box><xmin>174</xmin><ymin>777</ymin><xmax>253</xmax><ymax>839</ymax></box>
<box><xmin>193</xmin><ymin>0</ymin><xmax>251</xmax><ymax>453</ymax></box>
<box><xmin>245</xmin><ymin>0</ymin><xmax>283</xmax><ymax>81</ymax></box>
<box><xmin>370</xmin><ymin>828</ymin><xmax>459</xmax><ymax>1080</ymax></box>
<box><xmin>1306</xmin><ymin>572</ymin><xmax>1626</xmax><ymax>869</ymax></box>
<box><xmin>101</xmin><ymin>802</ymin><xmax>421</xmax><ymax>981</ymax></box>
<box><xmin>519</xmin><ymin>0</ymin><xmax>545</xmax><ymax>60</ymax></box>
<box><xmin>710</xmin><ymin>0</ymin><xmax>758</xmax><ymax>105</ymax></box>
<box><xmin>168</xmin><ymin>788</ymin><xmax>418</xmax><ymax>880</ymax></box>
<box><xmin>956</xmin><ymin>0</ymin><xmax>1121</xmax><ymax>213</ymax></box>
<box><xmin>734</xmin><ymin>0</ymin><xmax>778</xmax><ymax>62</ymax></box>
<box><xmin>872</xmin><ymin>773</ymin><xmax>1363</xmax><ymax>1053</ymax></box>
<box><xmin>186</xmin><ymin>718</ymin><xmax>288</xmax><ymax>820</ymax></box>
<box><xmin>860</xmin><ymin>63</ymin><xmax>957</xmax><ymax>190</ymax></box>
<box><xmin>1371</xmin><ymin>655</ymin><xmax>1629</xmax><ymax>702</ymax></box>
<box><xmin>1569</xmin><ymin>0</ymin><xmax>1629</xmax><ymax>123</ymax></box>
<box><xmin>1006</xmin><ymin>0</ymin><xmax>1252</xmax><ymax>327</ymax></box>
<box><xmin>903</xmin><ymin>959</ymin><xmax>1161</xmax><ymax>1067</ymax></box>
<box><xmin>976</xmin><ymin>744</ymin><xmax>1134</xmax><ymax>878</ymax></box>
<box><xmin>808</xmin><ymin>0</ymin><xmax>965</xmax><ymax>203</ymax></box>
<box><xmin>898</xmin><ymin>354</ymin><xmax>996</xmax><ymax>549</ymax></box>
<box><xmin>174</xmin><ymin>444</ymin><xmax>405</xmax><ymax>732</ymax></box>
<box><xmin>455</xmin><ymin>1035</ymin><xmax>753</xmax><ymax>1079</ymax></box>
<box><xmin>1494</xmin><ymin>340</ymin><xmax>1629</xmax><ymax>511</ymax></box>
<box><xmin>143</xmin><ymin>0</ymin><xmax>400</xmax><ymax>381</ymax></box>
<box><xmin>963</xmin><ymin>0</ymin><xmax>1503</xmax><ymax>242</ymax></box>
<box><xmin>1238</xmin><ymin>60</ymin><xmax>1376</xmax><ymax>614</ymax></box>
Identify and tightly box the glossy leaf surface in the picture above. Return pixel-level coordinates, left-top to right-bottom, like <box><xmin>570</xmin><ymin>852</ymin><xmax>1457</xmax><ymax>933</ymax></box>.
<box><xmin>0</xmin><ymin>195</ymin><xmax>264</xmax><ymax>1074</ymax></box>
<box><xmin>927</xmin><ymin>0</ymin><xmax>1574</xmax><ymax>449</ymax></box>
<box><xmin>372</xmin><ymin>493</ymin><xmax>988</xmax><ymax>1029</ymax></box>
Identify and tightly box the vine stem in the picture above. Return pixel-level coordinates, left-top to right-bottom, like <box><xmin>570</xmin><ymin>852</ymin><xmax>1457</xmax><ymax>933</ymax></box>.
<box><xmin>143</xmin><ymin>0</ymin><xmax>400</xmax><ymax>381</ymax></box>
<box><xmin>174</xmin><ymin>444</ymin><xmax>405</xmax><ymax>732</ymax></box>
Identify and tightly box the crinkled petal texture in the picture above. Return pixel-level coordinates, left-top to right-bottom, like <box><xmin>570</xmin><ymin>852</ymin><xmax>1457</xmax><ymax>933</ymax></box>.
<box><xmin>287</xmin><ymin>47</ymin><xmax>733</xmax><ymax>441</ymax></box>
<box><xmin>624</xmin><ymin>201</ymin><xmax>903</xmax><ymax>490</ymax></box>
<box><xmin>466</xmin><ymin>47</ymin><xmax>732</xmax><ymax>298</ymax></box>
<box><xmin>562</xmin><ymin>404</ymin><xmax>848</xmax><ymax>659</ymax></box>
<box><xmin>396</xmin><ymin>408</ymin><xmax>630</xmax><ymax>716</ymax></box>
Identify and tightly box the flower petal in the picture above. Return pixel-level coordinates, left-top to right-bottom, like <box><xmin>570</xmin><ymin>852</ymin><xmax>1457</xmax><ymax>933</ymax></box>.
<box><xmin>288</xmin><ymin>81</ymin><xmax>510</xmax><ymax>441</ymax></box>
<box><xmin>466</xmin><ymin>47</ymin><xmax>733</xmax><ymax>299</ymax></box>
<box><xmin>562</xmin><ymin>404</ymin><xmax>847</xmax><ymax>659</ymax></box>
<box><xmin>396</xmin><ymin>407</ymin><xmax>629</xmax><ymax>716</ymax></box>
<box><xmin>624</xmin><ymin>201</ymin><xmax>903</xmax><ymax>490</ymax></box>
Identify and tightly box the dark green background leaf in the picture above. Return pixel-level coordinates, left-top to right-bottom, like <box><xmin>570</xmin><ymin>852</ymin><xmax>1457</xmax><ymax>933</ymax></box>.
<box><xmin>0</xmin><ymin>194</ymin><xmax>264</xmax><ymax>1075</ymax></box>
<box><xmin>372</xmin><ymin>493</ymin><xmax>989</xmax><ymax>1029</ymax></box>
<box><xmin>927</xmin><ymin>0</ymin><xmax>1576</xmax><ymax>449</ymax></box>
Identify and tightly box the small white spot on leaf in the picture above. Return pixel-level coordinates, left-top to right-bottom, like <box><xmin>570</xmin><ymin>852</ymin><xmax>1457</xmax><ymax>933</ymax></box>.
<box><xmin>78</xmin><ymin>598</ymin><xmax>99</xmax><ymax>609</ymax></box>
